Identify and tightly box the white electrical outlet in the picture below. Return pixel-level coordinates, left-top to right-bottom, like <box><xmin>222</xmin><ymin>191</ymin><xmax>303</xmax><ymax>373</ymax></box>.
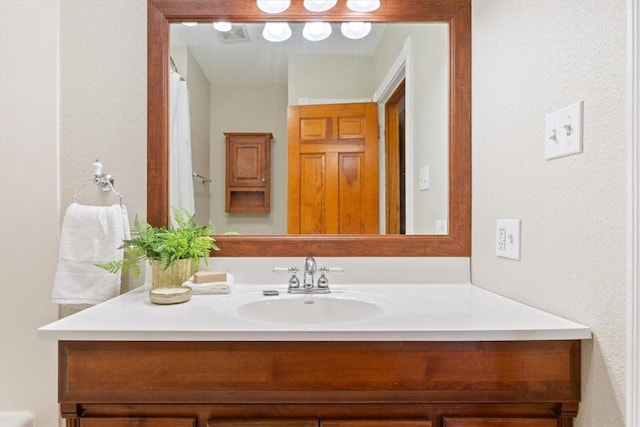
<box><xmin>419</xmin><ymin>166</ymin><xmax>429</xmax><ymax>191</ymax></box>
<box><xmin>545</xmin><ymin>101</ymin><xmax>583</xmax><ymax>160</ymax></box>
<box><xmin>435</xmin><ymin>219</ymin><xmax>448</xmax><ymax>235</ymax></box>
<box><xmin>496</xmin><ymin>219</ymin><xmax>521</xmax><ymax>260</ymax></box>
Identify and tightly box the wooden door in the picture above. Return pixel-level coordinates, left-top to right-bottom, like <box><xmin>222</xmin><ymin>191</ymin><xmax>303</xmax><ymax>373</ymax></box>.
<box><xmin>288</xmin><ymin>102</ymin><xmax>379</xmax><ymax>234</ymax></box>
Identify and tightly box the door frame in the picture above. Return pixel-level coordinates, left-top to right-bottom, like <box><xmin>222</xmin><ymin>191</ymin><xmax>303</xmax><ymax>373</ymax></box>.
<box><xmin>627</xmin><ymin>1</ymin><xmax>640</xmax><ymax>425</ymax></box>
<box><xmin>384</xmin><ymin>81</ymin><xmax>406</xmax><ymax>234</ymax></box>
<box><xmin>374</xmin><ymin>36</ymin><xmax>414</xmax><ymax>233</ymax></box>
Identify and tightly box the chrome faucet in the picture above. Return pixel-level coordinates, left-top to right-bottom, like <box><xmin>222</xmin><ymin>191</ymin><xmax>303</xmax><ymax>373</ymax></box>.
<box><xmin>273</xmin><ymin>257</ymin><xmax>343</xmax><ymax>294</ymax></box>
<box><xmin>303</xmin><ymin>256</ymin><xmax>317</xmax><ymax>289</ymax></box>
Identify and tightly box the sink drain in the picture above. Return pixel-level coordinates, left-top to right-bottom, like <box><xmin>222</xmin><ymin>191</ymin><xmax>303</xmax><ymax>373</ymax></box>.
<box><xmin>304</xmin><ymin>300</ymin><xmax>315</xmax><ymax>305</ymax></box>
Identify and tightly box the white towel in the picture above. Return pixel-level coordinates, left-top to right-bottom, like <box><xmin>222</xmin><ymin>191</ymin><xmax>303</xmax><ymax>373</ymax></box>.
<box><xmin>52</xmin><ymin>203</ymin><xmax>130</xmax><ymax>305</ymax></box>
<box><xmin>182</xmin><ymin>273</ymin><xmax>234</xmax><ymax>295</ymax></box>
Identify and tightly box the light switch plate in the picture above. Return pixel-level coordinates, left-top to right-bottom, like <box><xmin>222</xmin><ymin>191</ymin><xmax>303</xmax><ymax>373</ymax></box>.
<box><xmin>545</xmin><ymin>101</ymin><xmax>583</xmax><ymax>160</ymax></box>
<box><xmin>496</xmin><ymin>219</ymin><xmax>521</xmax><ymax>260</ymax></box>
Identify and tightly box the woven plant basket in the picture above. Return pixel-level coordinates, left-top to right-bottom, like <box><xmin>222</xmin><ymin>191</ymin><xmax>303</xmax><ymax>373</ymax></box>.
<box><xmin>151</xmin><ymin>258</ymin><xmax>193</xmax><ymax>289</ymax></box>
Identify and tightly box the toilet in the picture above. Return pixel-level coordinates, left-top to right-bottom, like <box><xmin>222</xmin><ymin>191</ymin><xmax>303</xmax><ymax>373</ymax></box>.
<box><xmin>0</xmin><ymin>411</ymin><xmax>35</xmax><ymax>427</ymax></box>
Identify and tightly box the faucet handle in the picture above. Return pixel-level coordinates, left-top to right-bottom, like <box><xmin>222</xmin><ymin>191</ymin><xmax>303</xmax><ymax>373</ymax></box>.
<box><xmin>320</xmin><ymin>267</ymin><xmax>344</xmax><ymax>274</ymax></box>
<box><xmin>274</xmin><ymin>267</ymin><xmax>300</xmax><ymax>289</ymax></box>
<box><xmin>316</xmin><ymin>266</ymin><xmax>343</xmax><ymax>289</ymax></box>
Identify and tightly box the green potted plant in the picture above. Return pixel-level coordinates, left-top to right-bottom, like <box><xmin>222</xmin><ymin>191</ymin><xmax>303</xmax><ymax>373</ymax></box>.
<box><xmin>99</xmin><ymin>208</ymin><xmax>219</xmax><ymax>288</ymax></box>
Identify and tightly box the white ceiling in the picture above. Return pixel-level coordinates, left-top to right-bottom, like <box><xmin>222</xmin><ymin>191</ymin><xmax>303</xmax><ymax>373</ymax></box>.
<box><xmin>170</xmin><ymin>22</ymin><xmax>388</xmax><ymax>86</ymax></box>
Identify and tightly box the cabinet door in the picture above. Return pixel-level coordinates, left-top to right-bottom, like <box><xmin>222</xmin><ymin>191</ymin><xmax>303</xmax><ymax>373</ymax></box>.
<box><xmin>321</xmin><ymin>421</ymin><xmax>431</xmax><ymax>427</ymax></box>
<box><xmin>80</xmin><ymin>417</ymin><xmax>195</xmax><ymax>427</ymax></box>
<box><xmin>228</xmin><ymin>140</ymin><xmax>267</xmax><ymax>188</ymax></box>
<box><xmin>209</xmin><ymin>420</ymin><xmax>317</xmax><ymax>427</ymax></box>
<box><xmin>442</xmin><ymin>418</ymin><xmax>556</xmax><ymax>427</ymax></box>
<box><xmin>224</xmin><ymin>132</ymin><xmax>272</xmax><ymax>213</ymax></box>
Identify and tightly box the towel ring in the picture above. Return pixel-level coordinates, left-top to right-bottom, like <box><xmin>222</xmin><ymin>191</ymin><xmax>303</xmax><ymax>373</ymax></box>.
<box><xmin>72</xmin><ymin>180</ymin><xmax>123</xmax><ymax>208</ymax></box>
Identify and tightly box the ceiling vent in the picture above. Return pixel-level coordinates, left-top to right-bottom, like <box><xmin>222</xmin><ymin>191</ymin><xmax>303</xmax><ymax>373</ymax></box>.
<box><xmin>218</xmin><ymin>24</ymin><xmax>250</xmax><ymax>43</ymax></box>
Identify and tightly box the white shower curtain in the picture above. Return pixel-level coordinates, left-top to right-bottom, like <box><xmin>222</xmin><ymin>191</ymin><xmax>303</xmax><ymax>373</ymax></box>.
<box><xmin>169</xmin><ymin>69</ymin><xmax>195</xmax><ymax>219</ymax></box>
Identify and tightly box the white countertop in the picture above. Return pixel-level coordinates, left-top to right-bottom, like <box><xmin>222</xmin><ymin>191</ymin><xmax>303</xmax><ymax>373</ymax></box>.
<box><xmin>38</xmin><ymin>283</ymin><xmax>591</xmax><ymax>341</ymax></box>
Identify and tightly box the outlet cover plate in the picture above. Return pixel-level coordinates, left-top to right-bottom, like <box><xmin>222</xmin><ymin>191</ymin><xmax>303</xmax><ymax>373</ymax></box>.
<box><xmin>496</xmin><ymin>219</ymin><xmax>521</xmax><ymax>260</ymax></box>
<box><xmin>419</xmin><ymin>166</ymin><xmax>430</xmax><ymax>191</ymax></box>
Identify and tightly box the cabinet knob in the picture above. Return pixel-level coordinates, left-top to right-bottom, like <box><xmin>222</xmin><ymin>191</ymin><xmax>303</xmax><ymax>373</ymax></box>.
<box><xmin>261</xmin><ymin>178</ymin><xmax>266</xmax><ymax>183</ymax></box>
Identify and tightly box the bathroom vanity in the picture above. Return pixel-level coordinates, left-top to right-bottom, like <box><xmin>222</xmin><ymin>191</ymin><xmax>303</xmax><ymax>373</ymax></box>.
<box><xmin>41</xmin><ymin>284</ymin><xmax>590</xmax><ymax>427</ymax></box>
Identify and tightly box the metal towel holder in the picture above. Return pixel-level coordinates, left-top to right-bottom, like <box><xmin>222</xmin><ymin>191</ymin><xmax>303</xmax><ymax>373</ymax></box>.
<box><xmin>71</xmin><ymin>160</ymin><xmax>123</xmax><ymax>207</ymax></box>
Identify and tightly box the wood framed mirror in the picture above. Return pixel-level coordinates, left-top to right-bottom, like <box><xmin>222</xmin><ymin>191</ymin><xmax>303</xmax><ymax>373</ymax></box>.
<box><xmin>147</xmin><ymin>0</ymin><xmax>470</xmax><ymax>257</ymax></box>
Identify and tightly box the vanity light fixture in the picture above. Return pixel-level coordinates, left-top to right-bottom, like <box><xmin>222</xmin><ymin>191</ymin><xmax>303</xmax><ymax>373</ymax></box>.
<box><xmin>213</xmin><ymin>21</ymin><xmax>232</xmax><ymax>32</ymax></box>
<box><xmin>346</xmin><ymin>0</ymin><xmax>381</xmax><ymax>12</ymax></box>
<box><xmin>262</xmin><ymin>22</ymin><xmax>292</xmax><ymax>42</ymax></box>
<box><xmin>340</xmin><ymin>22</ymin><xmax>372</xmax><ymax>39</ymax></box>
<box><xmin>302</xmin><ymin>22</ymin><xmax>332</xmax><ymax>41</ymax></box>
<box><xmin>256</xmin><ymin>0</ymin><xmax>291</xmax><ymax>14</ymax></box>
<box><xmin>303</xmin><ymin>0</ymin><xmax>337</xmax><ymax>12</ymax></box>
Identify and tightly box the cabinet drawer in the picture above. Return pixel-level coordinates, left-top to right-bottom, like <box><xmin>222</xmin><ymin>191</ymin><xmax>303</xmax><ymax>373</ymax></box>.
<box><xmin>322</xmin><ymin>421</ymin><xmax>431</xmax><ymax>427</ymax></box>
<box><xmin>80</xmin><ymin>417</ymin><xmax>196</xmax><ymax>427</ymax></box>
<box><xmin>442</xmin><ymin>418</ymin><xmax>556</xmax><ymax>427</ymax></box>
<box><xmin>209</xmin><ymin>420</ymin><xmax>317</xmax><ymax>427</ymax></box>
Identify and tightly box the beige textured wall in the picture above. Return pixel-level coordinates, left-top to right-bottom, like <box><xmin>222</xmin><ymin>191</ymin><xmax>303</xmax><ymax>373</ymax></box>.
<box><xmin>471</xmin><ymin>1</ymin><xmax>627</xmax><ymax>426</ymax></box>
<box><xmin>210</xmin><ymin>83</ymin><xmax>289</xmax><ymax>234</ymax></box>
<box><xmin>0</xmin><ymin>2</ymin><xmax>61</xmax><ymax>424</ymax></box>
<box><xmin>59</xmin><ymin>0</ymin><xmax>147</xmax><ymax>224</ymax></box>
<box><xmin>288</xmin><ymin>54</ymin><xmax>374</xmax><ymax>104</ymax></box>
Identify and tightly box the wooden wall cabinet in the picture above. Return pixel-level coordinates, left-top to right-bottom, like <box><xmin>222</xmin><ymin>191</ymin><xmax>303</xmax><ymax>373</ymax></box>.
<box><xmin>224</xmin><ymin>132</ymin><xmax>272</xmax><ymax>213</ymax></box>
<box><xmin>58</xmin><ymin>341</ymin><xmax>581</xmax><ymax>427</ymax></box>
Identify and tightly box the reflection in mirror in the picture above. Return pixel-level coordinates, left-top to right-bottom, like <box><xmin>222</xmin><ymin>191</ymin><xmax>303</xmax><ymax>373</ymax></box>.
<box><xmin>147</xmin><ymin>0</ymin><xmax>471</xmax><ymax>257</ymax></box>
<box><xmin>169</xmin><ymin>22</ymin><xmax>449</xmax><ymax>235</ymax></box>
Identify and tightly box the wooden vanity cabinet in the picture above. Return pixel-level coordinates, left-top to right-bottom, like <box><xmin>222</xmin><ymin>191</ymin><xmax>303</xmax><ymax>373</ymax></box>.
<box><xmin>224</xmin><ymin>132</ymin><xmax>272</xmax><ymax>213</ymax></box>
<box><xmin>58</xmin><ymin>341</ymin><xmax>581</xmax><ymax>427</ymax></box>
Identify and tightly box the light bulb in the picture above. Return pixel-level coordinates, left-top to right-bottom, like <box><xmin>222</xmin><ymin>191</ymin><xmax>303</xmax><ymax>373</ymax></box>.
<box><xmin>256</xmin><ymin>0</ymin><xmax>291</xmax><ymax>14</ymax></box>
<box><xmin>303</xmin><ymin>22</ymin><xmax>332</xmax><ymax>41</ymax></box>
<box><xmin>346</xmin><ymin>0</ymin><xmax>380</xmax><ymax>12</ymax></box>
<box><xmin>303</xmin><ymin>0</ymin><xmax>337</xmax><ymax>12</ymax></box>
<box><xmin>262</xmin><ymin>22</ymin><xmax>292</xmax><ymax>42</ymax></box>
<box><xmin>213</xmin><ymin>22</ymin><xmax>232</xmax><ymax>32</ymax></box>
<box><xmin>181</xmin><ymin>22</ymin><xmax>198</xmax><ymax>27</ymax></box>
<box><xmin>340</xmin><ymin>22</ymin><xmax>372</xmax><ymax>39</ymax></box>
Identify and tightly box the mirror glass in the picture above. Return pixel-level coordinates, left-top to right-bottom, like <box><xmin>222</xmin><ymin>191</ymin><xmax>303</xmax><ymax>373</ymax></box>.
<box><xmin>169</xmin><ymin>21</ymin><xmax>449</xmax><ymax>235</ymax></box>
<box><xmin>147</xmin><ymin>0</ymin><xmax>471</xmax><ymax>257</ymax></box>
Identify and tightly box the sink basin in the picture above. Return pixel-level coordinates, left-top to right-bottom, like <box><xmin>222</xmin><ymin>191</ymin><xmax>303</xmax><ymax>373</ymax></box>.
<box><xmin>221</xmin><ymin>289</ymin><xmax>398</xmax><ymax>325</ymax></box>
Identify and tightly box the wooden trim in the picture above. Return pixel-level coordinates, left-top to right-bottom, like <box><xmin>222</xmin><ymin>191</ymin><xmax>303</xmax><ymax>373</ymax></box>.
<box><xmin>147</xmin><ymin>0</ymin><xmax>471</xmax><ymax>256</ymax></box>
<box><xmin>147</xmin><ymin>0</ymin><xmax>170</xmax><ymax>227</ymax></box>
<box><xmin>385</xmin><ymin>81</ymin><xmax>406</xmax><ymax>234</ymax></box>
